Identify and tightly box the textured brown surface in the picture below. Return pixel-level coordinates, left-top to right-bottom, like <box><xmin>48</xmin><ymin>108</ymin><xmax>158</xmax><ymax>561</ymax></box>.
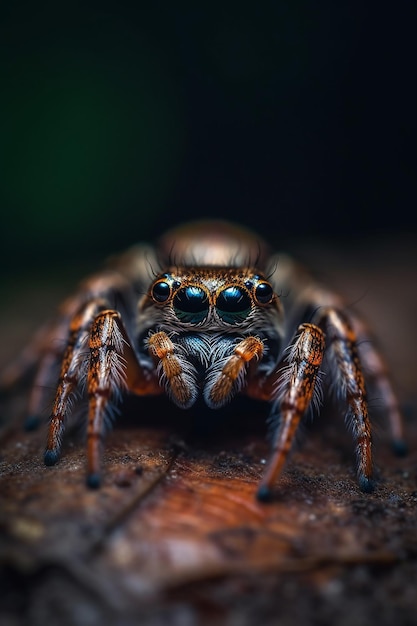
<box><xmin>0</xmin><ymin>236</ymin><xmax>416</xmax><ymax>626</ymax></box>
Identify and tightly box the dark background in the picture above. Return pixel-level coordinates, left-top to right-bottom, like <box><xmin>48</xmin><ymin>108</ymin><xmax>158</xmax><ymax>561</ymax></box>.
<box><xmin>0</xmin><ymin>2</ymin><xmax>416</xmax><ymax>273</ymax></box>
<box><xmin>1</xmin><ymin>7</ymin><xmax>417</xmax><ymax>624</ymax></box>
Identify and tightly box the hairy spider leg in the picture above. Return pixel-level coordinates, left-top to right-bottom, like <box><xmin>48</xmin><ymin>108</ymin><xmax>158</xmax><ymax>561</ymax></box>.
<box><xmin>289</xmin><ymin>278</ymin><xmax>406</xmax><ymax>460</ymax></box>
<box><xmin>0</xmin><ymin>320</ymin><xmax>56</xmax><ymax>391</ymax></box>
<box><xmin>24</xmin><ymin>297</ymin><xmax>96</xmax><ymax>431</ymax></box>
<box><xmin>0</xmin><ymin>270</ymin><xmax>138</xmax><ymax>430</ymax></box>
<box><xmin>44</xmin><ymin>299</ymin><xmax>109</xmax><ymax>467</ymax></box>
<box><xmin>25</xmin><ymin>342</ymin><xmax>67</xmax><ymax>430</ymax></box>
<box><xmin>268</xmin><ymin>253</ymin><xmax>406</xmax><ymax>461</ymax></box>
<box><xmin>0</xmin><ymin>279</ymin><xmax>114</xmax><ymax>395</ymax></box>
<box><xmin>207</xmin><ymin>336</ymin><xmax>264</xmax><ymax>407</ymax></box>
<box><xmin>45</xmin><ymin>299</ymin><xmax>161</xmax><ymax>486</ymax></box>
<box><xmin>85</xmin><ymin>309</ymin><xmax>161</xmax><ymax>488</ymax></box>
<box><xmin>257</xmin><ymin>323</ymin><xmax>325</xmax><ymax>501</ymax></box>
<box><xmin>350</xmin><ymin>316</ymin><xmax>406</xmax><ymax>456</ymax></box>
<box><xmin>315</xmin><ymin>307</ymin><xmax>374</xmax><ymax>493</ymax></box>
<box><xmin>0</xmin><ymin>314</ymin><xmax>76</xmax><ymax>432</ymax></box>
<box><xmin>42</xmin><ymin>271</ymin><xmax>137</xmax><ymax>456</ymax></box>
<box><xmin>84</xmin><ymin>309</ymin><xmax>126</xmax><ymax>487</ymax></box>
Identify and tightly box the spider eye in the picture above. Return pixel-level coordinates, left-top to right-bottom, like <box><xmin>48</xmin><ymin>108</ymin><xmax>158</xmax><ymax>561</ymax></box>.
<box><xmin>254</xmin><ymin>281</ymin><xmax>274</xmax><ymax>305</ymax></box>
<box><xmin>173</xmin><ymin>286</ymin><xmax>209</xmax><ymax>323</ymax></box>
<box><xmin>216</xmin><ymin>286</ymin><xmax>251</xmax><ymax>324</ymax></box>
<box><xmin>152</xmin><ymin>280</ymin><xmax>171</xmax><ymax>303</ymax></box>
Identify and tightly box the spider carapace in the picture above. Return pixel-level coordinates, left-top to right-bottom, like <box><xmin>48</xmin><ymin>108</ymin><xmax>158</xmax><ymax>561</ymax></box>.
<box><xmin>0</xmin><ymin>221</ymin><xmax>406</xmax><ymax>500</ymax></box>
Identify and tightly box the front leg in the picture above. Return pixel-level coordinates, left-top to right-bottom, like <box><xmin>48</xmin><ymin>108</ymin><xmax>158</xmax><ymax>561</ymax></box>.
<box><xmin>44</xmin><ymin>299</ymin><xmax>109</xmax><ymax>467</ymax></box>
<box><xmin>44</xmin><ymin>304</ymin><xmax>161</xmax><ymax>487</ymax></box>
<box><xmin>85</xmin><ymin>310</ymin><xmax>161</xmax><ymax>487</ymax></box>
<box><xmin>256</xmin><ymin>323</ymin><xmax>325</xmax><ymax>501</ymax></box>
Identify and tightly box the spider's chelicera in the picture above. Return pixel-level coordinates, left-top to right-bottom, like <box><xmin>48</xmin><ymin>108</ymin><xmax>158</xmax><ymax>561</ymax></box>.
<box><xmin>0</xmin><ymin>221</ymin><xmax>406</xmax><ymax>500</ymax></box>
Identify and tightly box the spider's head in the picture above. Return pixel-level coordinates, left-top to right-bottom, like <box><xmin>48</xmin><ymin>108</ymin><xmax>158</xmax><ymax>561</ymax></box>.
<box><xmin>140</xmin><ymin>267</ymin><xmax>283</xmax><ymax>333</ymax></box>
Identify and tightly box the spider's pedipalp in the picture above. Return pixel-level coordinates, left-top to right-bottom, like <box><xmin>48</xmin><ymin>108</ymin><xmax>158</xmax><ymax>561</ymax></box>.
<box><xmin>205</xmin><ymin>336</ymin><xmax>264</xmax><ymax>408</ymax></box>
<box><xmin>148</xmin><ymin>331</ymin><xmax>198</xmax><ymax>409</ymax></box>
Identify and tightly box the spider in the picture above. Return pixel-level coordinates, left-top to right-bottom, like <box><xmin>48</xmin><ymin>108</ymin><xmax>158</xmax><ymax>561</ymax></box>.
<box><xmin>0</xmin><ymin>220</ymin><xmax>406</xmax><ymax>501</ymax></box>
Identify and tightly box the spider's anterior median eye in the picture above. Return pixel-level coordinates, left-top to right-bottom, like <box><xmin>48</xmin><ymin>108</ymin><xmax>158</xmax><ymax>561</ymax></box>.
<box><xmin>216</xmin><ymin>286</ymin><xmax>251</xmax><ymax>324</ymax></box>
<box><xmin>173</xmin><ymin>286</ymin><xmax>209</xmax><ymax>323</ymax></box>
<box><xmin>254</xmin><ymin>281</ymin><xmax>274</xmax><ymax>305</ymax></box>
<box><xmin>152</xmin><ymin>280</ymin><xmax>171</xmax><ymax>303</ymax></box>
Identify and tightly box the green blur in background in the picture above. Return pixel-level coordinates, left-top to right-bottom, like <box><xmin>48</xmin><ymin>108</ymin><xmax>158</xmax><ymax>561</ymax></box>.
<box><xmin>1</xmin><ymin>11</ymin><xmax>184</xmax><ymax>268</ymax></box>
<box><xmin>1</xmin><ymin>3</ymin><xmax>415</xmax><ymax>273</ymax></box>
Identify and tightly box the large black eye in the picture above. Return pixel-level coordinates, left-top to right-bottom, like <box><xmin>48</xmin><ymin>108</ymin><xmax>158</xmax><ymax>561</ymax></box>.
<box><xmin>254</xmin><ymin>281</ymin><xmax>273</xmax><ymax>304</ymax></box>
<box><xmin>173</xmin><ymin>286</ymin><xmax>209</xmax><ymax>323</ymax></box>
<box><xmin>152</xmin><ymin>280</ymin><xmax>171</xmax><ymax>303</ymax></box>
<box><xmin>216</xmin><ymin>286</ymin><xmax>251</xmax><ymax>324</ymax></box>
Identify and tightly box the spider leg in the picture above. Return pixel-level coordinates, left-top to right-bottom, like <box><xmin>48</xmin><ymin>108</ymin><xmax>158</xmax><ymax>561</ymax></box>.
<box><xmin>315</xmin><ymin>307</ymin><xmax>374</xmax><ymax>493</ymax></box>
<box><xmin>350</xmin><ymin>317</ymin><xmax>406</xmax><ymax>455</ymax></box>
<box><xmin>0</xmin><ymin>284</ymin><xmax>100</xmax><ymax>396</ymax></box>
<box><xmin>25</xmin><ymin>349</ymin><xmax>64</xmax><ymax>431</ymax></box>
<box><xmin>266</xmin><ymin>256</ymin><xmax>406</xmax><ymax>457</ymax></box>
<box><xmin>256</xmin><ymin>323</ymin><xmax>325</xmax><ymax>501</ymax></box>
<box><xmin>45</xmin><ymin>304</ymin><xmax>161</xmax><ymax>487</ymax></box>
<box><xmin>24</xmin><ymin>309</ymin><xmax>84</xmax><ymax>430</ymax></box>
<box><xmin>82</xmin><ymin>308</ymin><xmax>161</xmax><ymax>487</ymax></box>
<box><xmin>0</xmin><ymin>269</ymin><xmax>140</xmax><ymax>426</ymax></box>
<box><xmin>84</xmin><ymin>309</ymin><xmax>129</xmax><ymax>487</ymax></box>
<box><xmin>0</xmin><ymin>315</ymin><xmax>76</xmax><ymax>434</ymax></box>
<box><xmin>44</xmin><ymin>299</ymin><xmax>109</xmax><ymax>467</ymax></box>
<box><xmin>0</xmin><ymin>320</ymin><xmax>56</xmax><ymax>392</ymax></box>
<box><xmin>0</xmin><ymin>319</ymin><xmax>64</xmax><ymax>431</ymax></box>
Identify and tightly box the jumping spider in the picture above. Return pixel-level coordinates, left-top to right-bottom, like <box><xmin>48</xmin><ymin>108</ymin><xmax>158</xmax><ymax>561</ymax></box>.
<box><xmin>0</xmin><ymin>221</ymin><xmax>406</xmax><ymax>500</ymax></box>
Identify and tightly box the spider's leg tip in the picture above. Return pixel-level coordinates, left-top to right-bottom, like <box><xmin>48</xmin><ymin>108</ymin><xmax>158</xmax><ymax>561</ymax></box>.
<box><xmin>256</xmin><ymin>484</ymin><xmax>273</xmax><ymax>503</ymax></box>
<box><xmin>44</xmin><ymin>449</ymin><xmax>60</xmax><ymax>466</ymax></box>
<box><xmin>24</xmin><ymin>415</ymin><xmax>42</xmax><ymax>431</ymax></box>
<box><xmin>359</xmin><ymin>475</ymin><xmax>375</xmax><ymax>494</ymax></box>
<box><xmin>391</xmin><ymin>439</ymin><xmax>408</xmax><ymax>457</ymax></box>
<box><xmin>86</xmin><ymin>473</ymin><xmax>102</xmax><ymax>489</ymax></box>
